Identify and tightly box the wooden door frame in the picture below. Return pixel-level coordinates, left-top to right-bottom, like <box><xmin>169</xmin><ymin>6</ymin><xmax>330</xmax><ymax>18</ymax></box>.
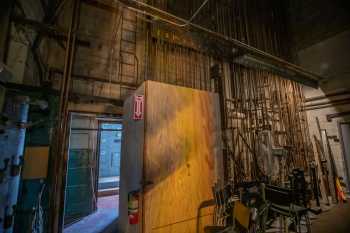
<box><xmin>59</xmin><ymin>111</ymin><xmax>73</xmax><ymax>230</ymax></box>
<box><xmin>338</xmin><ymin>121</ymin><xmax>350</xmax><ymax>189</ymax></box>
<box><xmin>59</xmin><ymin>112</ymin><xmax>122</xmax><ymax>228</ymax></box>
<box><xmin>62</xmin><ymin>113</ymin><xmax>99</xmax><ymax>224</ymax></box>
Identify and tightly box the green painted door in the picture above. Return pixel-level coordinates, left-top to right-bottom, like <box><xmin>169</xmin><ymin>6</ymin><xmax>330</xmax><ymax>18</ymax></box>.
<box><xmin>64</xmin><ymin>149</ymin><xmax>96</xmax><ymax>224</ymax></box>
<box><xmin>64</xmin><ymin>115</ymin><xmax>98</xmax><ymax>224</ymax></box>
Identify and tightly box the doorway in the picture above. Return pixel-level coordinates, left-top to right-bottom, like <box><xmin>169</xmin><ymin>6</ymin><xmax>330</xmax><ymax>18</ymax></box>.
<box><xmin>340</xmin><ymin>122</ymin><xmax>350</xmax><ymax>189</ymax></box>
<box><xmin>63</xmin><ymin>113</ymin><xmax>122</xmax><ymax>233</ymax></box>
<box><xmin>98</xmin><ymin>122</ymin><xmax>122</xmax><ymax>195</ymax></box>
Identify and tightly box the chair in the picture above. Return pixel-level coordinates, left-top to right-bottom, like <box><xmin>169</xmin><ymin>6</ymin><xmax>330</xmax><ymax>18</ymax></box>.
<box><xmin>265</xmin><ymin>185</ymin><xmax>311</xmax><ymax>233</ymax></box>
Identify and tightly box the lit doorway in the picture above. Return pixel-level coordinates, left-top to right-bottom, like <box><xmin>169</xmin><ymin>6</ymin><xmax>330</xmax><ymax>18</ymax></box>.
<box><xmin>63</xmin><ymin>113</ymin><xmax>121</xmax><ymax>233</ymax></box>
<box><xmin>98</xmin><ymin>122</ymin><xmax>122</xmax><ymax>195</ymax></box>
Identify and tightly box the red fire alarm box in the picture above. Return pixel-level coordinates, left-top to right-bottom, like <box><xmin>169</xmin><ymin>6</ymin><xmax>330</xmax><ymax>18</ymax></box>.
<box><xmin>133</xmin><ymin>95</ymin><xmax>144</xmax><ymax>120</ymax></box>
<box><xmin>128</xmin><ymin>190</ymin><xmax>140</xmax><ymax>224</ymax></box>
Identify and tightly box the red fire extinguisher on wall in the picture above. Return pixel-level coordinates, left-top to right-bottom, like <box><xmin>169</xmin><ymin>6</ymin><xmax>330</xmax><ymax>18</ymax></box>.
<box><xmin>128</xmin><ymin>190</ymin><xmax>140</xmax><ymax>224</ymax></box>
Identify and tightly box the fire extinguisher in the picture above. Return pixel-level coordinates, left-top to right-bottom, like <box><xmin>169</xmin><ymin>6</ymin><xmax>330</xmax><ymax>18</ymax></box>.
<box><xmin>128</xmin><ymin>190</ymin><xmax>140</xmax><ymax>225</ymax></box>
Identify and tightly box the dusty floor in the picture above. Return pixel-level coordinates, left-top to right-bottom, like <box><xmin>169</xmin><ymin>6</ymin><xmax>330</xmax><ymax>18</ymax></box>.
<box><xmin>311</xmin><ymin>202</ymin><xmax>350</xmax><ymax>233</ymax></box>
<box><xmin>64</xmin><ymin>195</ymin><xmax>119</xmax><ymax>233</ymax></box>
<box><xmin>62</xmin><ymin>196</ymin><xmax>350</xmax><ymax>233</ymax></box>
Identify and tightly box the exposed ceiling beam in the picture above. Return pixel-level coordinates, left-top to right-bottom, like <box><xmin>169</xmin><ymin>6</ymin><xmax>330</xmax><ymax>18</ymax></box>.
<box><xmin>12</xmin><ymin>16</ymin><xmax>61</xmax><ymax>32</ymax></box>
<box><xmin>47</xmin><ymin>34</ymin><xmax>90</xmax><ymax>47</ymax></box>
<box><xmin>12</xmin><ymin>16</ymin><xmax>91</xmax><ymax>47</ymax></box>
<box><xmin>1</xmin><ymin>81</ymin><xmax>124</xmax><ymax>106</ymax></box>
<box><xmin>50</xmin><ymin>68</ymin><xmax>138</xmax><ymax>88</ymax></box>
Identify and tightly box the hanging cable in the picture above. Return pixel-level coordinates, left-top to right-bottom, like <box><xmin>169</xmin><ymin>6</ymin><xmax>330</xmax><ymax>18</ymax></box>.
<box><xmin>178</xmin><ymin>0</ymin><xmax>210</xmax><ymax>27</ymax></box>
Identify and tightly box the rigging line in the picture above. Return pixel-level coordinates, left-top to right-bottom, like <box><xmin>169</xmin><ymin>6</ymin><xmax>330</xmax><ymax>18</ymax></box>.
<box><xmin>179</xmin><ymin>0</ymin><xmax>210</xmax><ymax>27</ymax></box>
<box><xmin>237</xmin><ymin>130</ymin><xmax>265</xmax><ymax>178</ymax></box>
<box><xmin>116</xmin><ymin>0</ymin><xmax>322</xmax><ymax>84</ymax></box>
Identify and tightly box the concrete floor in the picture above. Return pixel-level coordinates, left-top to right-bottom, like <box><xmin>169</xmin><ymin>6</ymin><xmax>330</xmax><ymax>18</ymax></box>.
<box><xmin>64</xmin><ymin>195</ymin><xmax>119</xmax><ymax>233</ymax></box>
<box><xmin>62</xmin><ymin>196</ymin><xmax>350</xmax><ymax>233</ymax></box>
<box><xmin>311</xmin><ymin>203</ymin><xmax>350</xmax><ymax>233</ymax></box>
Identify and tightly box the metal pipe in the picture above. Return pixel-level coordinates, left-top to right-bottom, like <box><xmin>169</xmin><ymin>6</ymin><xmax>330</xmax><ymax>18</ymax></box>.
<box><xmin>305</xmin><ymin>90</ymin><xmax>350</xmax><ymax>102</ymax></box>
<box><xmin>303</xmin><ymin>99</ymin><xmax>350</xmax><ymax>111</ymax></box>
<box><xmin>50</xmin><ymin>1</ymin><xmax>81</xmax><ymax>233</ymax></box>
<box><xmin>0</xmin><ymin>96</ymin><xmax>29</xmax><ymax>233</ymax></box>
<box><xmin>326</xmin><ymin>111</ymin><xmax>350</xmax><ymax>122</ymax></box>
<box><xmin>303</xmin><ymin>97</ymin><xmax>350</xmax><ymax>108</ymax></box>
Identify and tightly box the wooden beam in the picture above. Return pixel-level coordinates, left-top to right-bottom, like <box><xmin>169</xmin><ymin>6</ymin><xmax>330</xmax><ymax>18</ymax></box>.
<box><xmin>82</xmin><ymin>0</ymin><xmax>118</xmax><ymax>12</ymax></box>
<box><xmin>50</xmin><ymin>68</ymin><xmax>138</xmax><ymax>88</ymax></box>
<box><xmin>1</xmin><ymin>81</ymin><xmax>123</xmax><ymax>106</ymax></box>
<box><xmin>47</xmin><ymin>34</ymin><xmax>91</xmax><ymax>47</ymax></box>
<box><xmin>11</xmin><ymin>16</ymin><xmax>91</xmax><ymax>47</ymax></box>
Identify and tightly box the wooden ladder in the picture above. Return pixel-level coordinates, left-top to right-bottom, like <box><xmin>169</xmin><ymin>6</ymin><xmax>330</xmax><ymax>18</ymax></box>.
<box><xmin>119</xmin><ymin>8</ymin><xmax>139</xmax><ymax>87</ymax></box>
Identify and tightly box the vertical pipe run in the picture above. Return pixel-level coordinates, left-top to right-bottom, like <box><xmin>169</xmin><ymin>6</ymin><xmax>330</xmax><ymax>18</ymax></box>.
<box><xmin>0</xmin><ymin>96</ymin><xmax>29</xmax><ymax>233</ymax></box>
<box><xmin>51</xmin><ymin>1</ymin><xmax>80</xmax><ymax>233</ymax></box>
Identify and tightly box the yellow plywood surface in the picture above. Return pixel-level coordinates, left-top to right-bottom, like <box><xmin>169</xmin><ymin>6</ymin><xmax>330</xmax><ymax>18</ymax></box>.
<box><xmin>143</xmin><ymin>81</ymin><xmax>222</xmax><ymax>233</ymax></box>
<box><xmin>22</xmin><ymin>146</ymin><xmax>50</xmax><ymax>179</ymax></box>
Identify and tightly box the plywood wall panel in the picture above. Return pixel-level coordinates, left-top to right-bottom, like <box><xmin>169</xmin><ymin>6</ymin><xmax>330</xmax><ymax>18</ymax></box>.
<box><xmin>119</xmin><ymin>81</ymin><xmax>222</xmax><ymax>233</ymax></box>
<box><xmin>143</xmin><ymin>81</ymin><xmax>222</xmax><ymax>233</ymax></box>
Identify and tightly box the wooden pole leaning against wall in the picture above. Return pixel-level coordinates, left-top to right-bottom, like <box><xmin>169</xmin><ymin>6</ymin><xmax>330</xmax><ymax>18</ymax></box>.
<box><xmin>225</xmin><ymin>63</ymin><xmax>314</xmax><ymax>184</ymax></box>
<box><xmin>49</xmin><ymin>1</ymin><xmax>80</xmax><ymax>233</ymax></box>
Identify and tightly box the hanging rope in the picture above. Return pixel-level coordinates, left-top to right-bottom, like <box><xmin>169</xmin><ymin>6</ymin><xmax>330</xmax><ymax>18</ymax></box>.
<box><xmin>31</xmin><ymin>183</ymin><xmax>45</xmax><ymax>233</ymax></box>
